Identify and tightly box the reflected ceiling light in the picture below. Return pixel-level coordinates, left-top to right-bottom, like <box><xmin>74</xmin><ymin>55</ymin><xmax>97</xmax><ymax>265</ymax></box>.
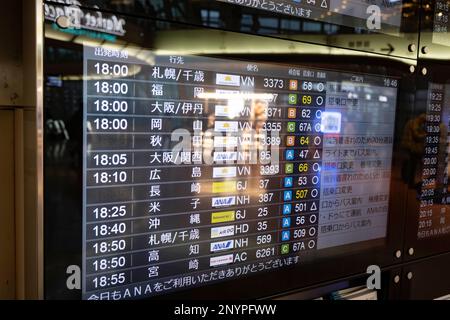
<box><xmin>347</xmin><ymin>92</ymin><xmax>358</xmax><ymax>99</ymax></box>
<box><xmin>321</xmin><ymin>112</ymin><xmax>342</xmax><ymax>134</ymax></box>
<box><xmin>72</xmin><ymin>35</ymin><xmax>103</xmax><ymax>47</ymax></box>
<box><xmin>222</xmin><ymin>98</ymin><xmax>245</xmax><ymax>119</ymax></box>
<box><xmin>197</xmin><ymin>92</ymin><xmax>274</xmax><ymax>101</ymax></box>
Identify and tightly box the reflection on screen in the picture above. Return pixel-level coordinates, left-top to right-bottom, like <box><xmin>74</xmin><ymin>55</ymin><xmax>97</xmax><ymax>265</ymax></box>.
<box><xmin>81</xmin><ymin>46</ymin><xmax>398</xmax><ymax>300</ymax></box>
<box><xmin>218</xmin><ymin>0</ymin><xmax>402</xmax><ymax>30</ymax></box>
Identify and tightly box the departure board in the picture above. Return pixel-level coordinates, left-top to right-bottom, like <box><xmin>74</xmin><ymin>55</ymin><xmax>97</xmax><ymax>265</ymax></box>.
<box><xmin>416</xmin><ymin>83</ymin><xmax>450</xmax><ymax>239</ymax></box>
<box><xmin>82</xmin><ymin>46</ymin><xmax>398</xmax><ymax>300</ymax></box>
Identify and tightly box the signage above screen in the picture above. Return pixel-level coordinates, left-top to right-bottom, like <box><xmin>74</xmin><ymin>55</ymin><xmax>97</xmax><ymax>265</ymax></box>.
<box><xmin>218</xmin><ymin>0</ymin><xmax>403</xmax><ymax>30</ymax></box>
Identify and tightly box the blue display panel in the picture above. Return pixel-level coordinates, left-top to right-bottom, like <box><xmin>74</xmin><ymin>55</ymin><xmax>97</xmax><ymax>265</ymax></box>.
<box><xmin>82</xmin><ymin>46</ymin><xmax>398</xmax><ymax>300</ymax></box>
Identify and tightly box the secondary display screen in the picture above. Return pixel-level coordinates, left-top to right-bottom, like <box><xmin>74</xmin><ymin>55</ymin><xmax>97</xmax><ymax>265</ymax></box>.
<box><xmin>432</xmin><ymin>0</ymin><xmax>450</xmax><ymax>46</ymax></box>
<box><xmin>82</xmin><ymin>46</ymin><xmax>398</xmax><ymax>300</ymax></box>
<box><xmin>414</xmin><ymin>82</ymin><xmax>450</xmax><ymax>239</ymax></box>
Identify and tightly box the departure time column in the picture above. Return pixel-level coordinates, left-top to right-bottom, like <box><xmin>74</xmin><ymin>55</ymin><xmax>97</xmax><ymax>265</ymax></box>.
<box><xmin>84</xmin><ymin>58</ymin><xmax>137</xmax><ymax>294</ymax></box>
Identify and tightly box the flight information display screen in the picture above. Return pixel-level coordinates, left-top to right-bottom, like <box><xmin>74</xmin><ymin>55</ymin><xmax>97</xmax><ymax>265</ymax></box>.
<box><xmin>82</xmin><ymin>46</ymin><xmax>398</xmax><ymax>300</ymax></box>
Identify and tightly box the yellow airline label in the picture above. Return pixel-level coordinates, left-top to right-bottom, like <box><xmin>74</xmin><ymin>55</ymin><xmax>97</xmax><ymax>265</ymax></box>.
<box><xmin>211</xmin><ymin>211</ymin><xmax>235</xmax><ymax>224</ymax></box>
<box><xmin>212</xmin><ymin>181</ymin><xmax>236</xmax><ymax>193</ymax></box>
